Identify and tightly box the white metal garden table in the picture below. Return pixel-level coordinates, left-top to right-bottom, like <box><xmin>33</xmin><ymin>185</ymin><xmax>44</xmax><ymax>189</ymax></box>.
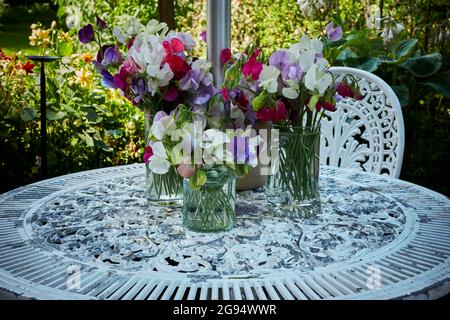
<box><xmin>0</xmin><ymin>164</ymin><xmax>449</xmax><ymax>300</ymax></box>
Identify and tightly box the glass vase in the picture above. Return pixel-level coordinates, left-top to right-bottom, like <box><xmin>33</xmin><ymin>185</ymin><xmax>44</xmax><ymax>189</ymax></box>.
<box><xmin>144</xmin><ymin>108</ymin><xmax>183</xmax><ymax>206</ymax></box>
<box><xmin>266</xmin><ymin>124</ymin><xmax>321</xmax><ymax>218</ymax></box>
<box><xmin>183</xmin><ymin>167</ymin><xmax>236</xmax><ymax>232</ymax></box>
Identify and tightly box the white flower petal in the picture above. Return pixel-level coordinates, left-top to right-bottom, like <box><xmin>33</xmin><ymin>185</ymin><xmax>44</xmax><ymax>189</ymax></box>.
<box><xmin>148</xmin><ymin>156</ymin><xmax>170</xmax><ymax>174</ymax></box>
<box><xmin>282</xmin><ymin>87</ymin><xmax>299</xmax><ymax>99</ymax></box>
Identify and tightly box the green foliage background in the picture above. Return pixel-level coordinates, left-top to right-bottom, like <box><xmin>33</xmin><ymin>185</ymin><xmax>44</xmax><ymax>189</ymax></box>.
<box><xmin>1</xmin><ymin>0</ymin><xmax>449</xmax><ymax>195</ymax></box>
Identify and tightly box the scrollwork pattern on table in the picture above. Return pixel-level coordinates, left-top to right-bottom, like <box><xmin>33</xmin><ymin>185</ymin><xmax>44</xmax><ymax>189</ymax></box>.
<box><xmin>31</xmin><ymin>171</ymin><xmax>406</xmax><ymax>281</ymax></box>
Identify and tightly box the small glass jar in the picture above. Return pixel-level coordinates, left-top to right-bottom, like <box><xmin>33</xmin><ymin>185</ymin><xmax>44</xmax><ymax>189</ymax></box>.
<box><xmin>266</xmin><ymin>124</ymin><xmax>321</xmax><ymax>218</ymax></box>
<box><xmin>144</xmin><ymin>107</ymin><xmax>182</xmax><ymax>206</ymax></box>
<box><xmin>183</xmin><ymin>167</ymin><xmax>236</xmax><ymax>232</ymax></box>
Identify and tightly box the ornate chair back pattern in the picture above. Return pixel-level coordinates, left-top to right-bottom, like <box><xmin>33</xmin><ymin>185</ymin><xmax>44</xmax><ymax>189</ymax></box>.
<box><xmin>320</xmin><ymin>67</ymin><xmax>405</xmax><ymax>178</ymax></box>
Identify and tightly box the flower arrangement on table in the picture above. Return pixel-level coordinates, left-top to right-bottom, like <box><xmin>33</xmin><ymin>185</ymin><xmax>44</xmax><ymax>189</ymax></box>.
<box><xmin>78</xmin><ymin>17</ymin><xmax>261</xmax><ymax>231</ymax></box>
<box><xmin>219</xmin><ymin>22</ymin><xmax>362</xmax><ymax>217</ymax></box>
<box><xmin>78</xmin><ymin>17</ymin><xmax>226</xmax><ymax>206</ymax></box>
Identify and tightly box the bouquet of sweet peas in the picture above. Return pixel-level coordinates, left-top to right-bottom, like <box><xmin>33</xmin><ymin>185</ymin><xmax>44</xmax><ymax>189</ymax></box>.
<box><xmin>220</xmin><ymin>22</ymin><xmax>361</xmax><ymax>128</ymax></box>
<box><xmin>78</xmin><ymin>17</ymin><xmax>216</xmax><ymax>115</ymax></box>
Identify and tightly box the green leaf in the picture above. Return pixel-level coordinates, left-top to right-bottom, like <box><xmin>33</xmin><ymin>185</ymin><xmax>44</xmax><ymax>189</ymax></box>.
<box><xmin>402</xmin><ymin>53</ymin><xmax>443</xmax><ymax>77</ymax></box>
<box><xmin>94</xmin><ymin>138</ymin><xmax>113</xmax><ymax>152</ymax></box>
<box><xmin>336</xmin><ymin>47</ymin><xmax>358</xmax><ymax>63</ymax></box>
<box><xmin>85</xmin><ymin>108</ymin><xmax>99</xmax><ymax>122</ymax></box>
<box><xmin>358</xmin><ymin>57</ymin><xmax>381</xmax><ymax>72</ymax></box>
<box><xmin>46</xmin><ymin>111</ymin><xmax>66</xmax><ymax>121</ymax></box>
<box><xmin>420</xmin><ymin>75</ymin><xmax>450</xmax><ymax>98</ymax></box>
<box><xmin>57</xmin><ymin>41</ymin><xmax>73</xmax><ymax>56</ymax></box>
<box><xmin>391</xmin><ymin>85</ymin><xmax>409</xmax><ymax>107</ymax></box>
<box><xmin>20</xmin><ymin>107</ymin><xmax>36</xmax><ymax>122</ymax></box>
<box><xmin>394</xmin><ymin>38</ymin><xmax>418</xmax><ymax>60</ymax></box>
<box><xmin>78</xmin><ymin>133</ymin><xmax>94</xmax><ymax>147</ymax></box>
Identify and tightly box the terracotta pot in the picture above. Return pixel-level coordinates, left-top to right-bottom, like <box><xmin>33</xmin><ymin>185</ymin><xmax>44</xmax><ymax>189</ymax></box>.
<box><xmin>236</xmin><ymin>122</ymin><xmax>271</xmax><ymax>191</ymax></box>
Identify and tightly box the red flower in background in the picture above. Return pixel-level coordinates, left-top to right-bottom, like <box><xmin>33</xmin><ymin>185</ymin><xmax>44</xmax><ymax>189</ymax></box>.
<box><xmin>22</xmin><ymin>61</ymin><xmax>35</xmax><ymax>74</ymax></box>
<box><xmin>220</xmin><ymin>87</ymin><xmax>229</xmax><ymax>101</ymax></box>
<box><xmin>256</xmin><ymin>101</ymin><xmax>286</xmax><ymax>122</ymax></box>
<box><xmin>0</xmin><ymin>49</ymin><xmax>11</xmax><ymax>61</ymax></box>
<box><xmin>336</xmin><ymin>82</ymin><xmax>362</xmax><ymax>100</ymax></box>
<box><xmin>143</xmin><ymin>146</ymin><xmax>153</xmax><ymax>164</ymax></box>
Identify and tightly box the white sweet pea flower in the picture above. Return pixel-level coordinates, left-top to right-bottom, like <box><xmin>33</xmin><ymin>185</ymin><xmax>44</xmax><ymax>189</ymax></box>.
<box><xmin>282</xmin><ymin>87</ymin><xmax>299</xmax><ymax>99</ymax></box>
<box><xmin>298</xmin><ymin>35</ymin><xmax>324</xmax><ymax>54</ymax></box>
<box><xmin>151</xmin><ymin>113</ymin><xmax>177</xmax><ymax>140</ymax></box>
<box><xmin>304</xmin><ymin>58</ymin><xmax>333</xmax><ymax>95</ymax></box>
<box><xmin>148</xmin><ymin>141</ymin><xmax>170</xmax><ymax>174</ymax></box>
<box><xmin>145</xmin><ymin>19</ymin><xmax>168</xmax><ymax>38</ymax></box>
<box><xmin>114</xmin><ymin>18</ymin><xmax>143</xmax><ymax>43</ymax></box>
<box><xmin>259</xmin><ymin>65</ymin><xmax>281</xmax><ymax>93</ymax></box>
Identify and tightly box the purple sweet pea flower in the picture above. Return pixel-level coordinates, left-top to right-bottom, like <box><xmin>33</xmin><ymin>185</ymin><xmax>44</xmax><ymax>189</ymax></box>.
<box><xmin>92</xmin><ymin>60</ymin><xmax>105</xmax><ymax>73</ymax></box>
<box><xmin>269</xmin><ymin>50</ymin><xmax>289</xmax><ymax>70</ymax></box>
<box><xmin>326</xmin><ymin>22</ymin><xmax>343</xmax><ymax>41</ymax></box>
<box><xmin>131</xmin><ymin>78</ymin><xmax>147</xmax><ymax>104</ymax></box>
<box><xmin>78</xmin><ymin>24</ymin><xmax>94</xmax><ymax>44</ymax></box>
<box><xmin>102</xmin><ymin>46</ymin><xmax>122</xmax><ymax>66</ymax></box>
<box><xmin>281</xmin><ymin>63</ymin><xmax>302</xmax><ymax>81</ymax></box>
<box><xmin>154</xmin><ymin>111</ymin><xmax>168</xmax><ymax>122</ymax></box>
<box><xmin>96</xmin><ymin>16</ymin><xmax>108</xmax><ymax>30</ymax></box>
<box><xmin>200</xmin><ymin>31</ymin><xmax>207</xmax><ymax>42</ymax></box>
<box><xmin>100</xmin><ymin>70</ymin><xmax>115</xmax><ymax>89</ymax></box>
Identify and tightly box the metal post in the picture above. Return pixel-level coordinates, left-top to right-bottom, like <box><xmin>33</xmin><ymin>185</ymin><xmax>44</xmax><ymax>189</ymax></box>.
<box><xmin>26</xmin><ymin>55</ymin><xmax>59</xmax><ymax>179</ymax></box>
<box><xmin>207</xmin><ymin>0</ymin><xmax>231</xmax><ymax>86</ymax></box>
<box><xmin>40</xmin><ymin>61</ymin><xmax>47</xmax><ymax>178</ymax></box>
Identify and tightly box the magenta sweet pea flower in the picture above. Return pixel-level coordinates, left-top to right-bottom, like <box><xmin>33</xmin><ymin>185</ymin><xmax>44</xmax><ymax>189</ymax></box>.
<box><xmin>256</xmin><ymin>107</ymin><xmax>274</xmax><ymax>122</ymax></box>
<box><xmin>113</xmin><ymin>67</ymin><xmax>129</xmax><ymax>92</ymax></box>
<box><xmin>242</xmin><ymin>50</ymin><xmax>263</xmax><ymax>81</ymax></box>
<box><xmin>273</xmin><ymin>101</ymin><xmax>287</xmax><ymax>122</ymax></box>
<box><xmin>78</xmin><ymin>24</ymin><xmax>95</xmax><ymax>44</ymax></box>
<box><xmin>220</xmin><ymin>87</ymin><xmax>229</xmax><ymax>101</ymax></box>
<box><xmin>163</xmin><ymin>86</ymin><xmax>179</xmax><ymax>102</ymax></box>
<box><xmin>143</xmin><ymin>146</ymin><xmax>153</xmax><ymax>164</ymax></box>
<box><xmin>220</xmin><ymin>48</ymin><xmax>232</xmax><ymax>64</ymax></box>
<box><xmin>326</xmin><ymin>22</ymin><xmax>343</xmax><ymax>41</ymax></box>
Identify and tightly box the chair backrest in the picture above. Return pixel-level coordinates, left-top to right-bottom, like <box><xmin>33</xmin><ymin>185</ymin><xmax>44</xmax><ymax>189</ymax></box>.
<box><xmin>320</xmin><ymin>67</ymin><xmax>405</xmax><ymax>178</ymax></box>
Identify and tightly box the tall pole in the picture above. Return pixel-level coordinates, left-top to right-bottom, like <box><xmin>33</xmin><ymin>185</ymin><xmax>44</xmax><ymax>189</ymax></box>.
<box><xmin>207</xmin><ymin>0</ymin><xmax>231</xmax><ymax>86</ymax></box>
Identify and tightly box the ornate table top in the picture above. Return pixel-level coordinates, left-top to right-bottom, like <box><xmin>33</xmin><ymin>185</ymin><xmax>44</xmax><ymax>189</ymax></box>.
<box><xmin>0</xmin><ymin>164</ymin><xmax>449</xmax><ymax>300</ymax></box>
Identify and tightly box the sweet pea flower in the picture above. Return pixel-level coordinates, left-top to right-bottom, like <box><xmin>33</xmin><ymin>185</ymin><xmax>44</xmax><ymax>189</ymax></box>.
<box><xmin>177</xmin><ymin>163</ymin><xmax>195</xmax><ymax>178</ymax></box>
<box><xmin>147</xmin><ymin>141</ymin><xmax>170</xmax><ymax>174</ymax></box>
<box><xmin>220</xmin><ymin>87</ymin><xmax>229</xmax><ymax>101</ymax></box>
<box><xmin>242</xmin><ymin>50</ymin><xmax>263</xmax><ymax>81</ymax></box>
<box><xmin>78</xmin><ymin>24</ymin><xmax>94</xmax><ymax>43</ymax></box>
<box><xmin>151</xmin><ymin>112</ymin><xmax>177</xmax><ymax>140</ymax></box>
<box><xmin>96</xmin><ymin>16</ymin><xmax>108</xmax><ymax>30</ymax></box>
<box><xmin>164</xmin><ymin>54</ymin><xmax>190</xmax><ymax>80</ymax></box>
<box><xmin>143</xmin><ymin>146</ymin><xmax>153</xmax><ymax>164</ymax></box>
<box><xmin>220</xmin><ymin>48</ymin><xmax>232</xmax><ymax>64</ymax></box>
<box><xmin>100</xmin><ymin>69</ymin><xmax>115</xmax><ymax>89</ymax></box>
<box><xmin>325</xmin><ymin>22</ymin><xmax>343</xmax><ymax>41</ymax></box>
<box><xmin>163</xmin><ymin>85</ymin><xmax>179</xmax><ymax>102</ymax></box>
<box><xmin>304</xmin><ymin>58</ymin><xmax>332</xmax><ymax>95</ymax></box>
<box><xmin>102</xmin><ymin>46</ymin><xmax>122</xmax><ymax>66</ymax></box>
<box><xmin>200</xmin><ymin>31</ymin><xmax>207</xmax><ymax>42</ymax></box>
<box><xmin>131</xmin><ymin>78</ymin><xmax>148</xmax><ymax>104</ymax></box>
<box><xmin>258</xmin><ymin>65</ymin><xmax>280</xmax><ymax>93</ymax></box>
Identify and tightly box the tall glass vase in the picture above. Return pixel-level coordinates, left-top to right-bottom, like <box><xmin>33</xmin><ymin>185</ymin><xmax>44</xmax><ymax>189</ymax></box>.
<box><xmin>183</xmin><ymin>167</ymin><xmax>236</xmax><ymax>232</ymax></box>
<box><xmin>266</xmin><ymin>124</ymin><xmax>321</xmax><ymax>218</ymax></box>
<box><xmin>144</xmin><ymin>108</ymin><xmax>183</xmax><ymax>206</ymax></box>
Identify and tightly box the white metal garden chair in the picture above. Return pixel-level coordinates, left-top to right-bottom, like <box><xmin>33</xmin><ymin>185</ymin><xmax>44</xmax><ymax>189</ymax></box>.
<box><xmin>320</xmin><ymin>67</ymin><xmax>405</xmax><ymax>178</ymax></box>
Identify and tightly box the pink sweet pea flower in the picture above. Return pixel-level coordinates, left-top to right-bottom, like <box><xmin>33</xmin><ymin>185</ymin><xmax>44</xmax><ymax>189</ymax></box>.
<box><xmin>143</xmin><ymin>146</ymin><xmax>153</xmax><ymax>164</ymax></box>
<box><xmin>177</xmin><ymin>163</ymin><xmax>195</xmax><ymax>178</ymax></box>
<box><xmin>242</xmin><ymin>49</ymin><xmax>263</xmax><ymax>81</ymax></box>
<box><xmin>256</xmin><ymin>107</ymin><xmax>274</xmax><ymax>122</ymax></box>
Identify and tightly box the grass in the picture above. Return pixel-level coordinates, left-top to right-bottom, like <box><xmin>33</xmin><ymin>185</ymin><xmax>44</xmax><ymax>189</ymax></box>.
<box><xmin>0</xmin><ymin>3</ymin><xmax>57</xmax><ymax>56</ymax></box>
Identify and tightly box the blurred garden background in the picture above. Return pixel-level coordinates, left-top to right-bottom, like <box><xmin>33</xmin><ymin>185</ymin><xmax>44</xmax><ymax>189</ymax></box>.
<box><xmin>0</xmin><ymin>0</ymin><xmax>449</xmax><ymax>195</ymax></box>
